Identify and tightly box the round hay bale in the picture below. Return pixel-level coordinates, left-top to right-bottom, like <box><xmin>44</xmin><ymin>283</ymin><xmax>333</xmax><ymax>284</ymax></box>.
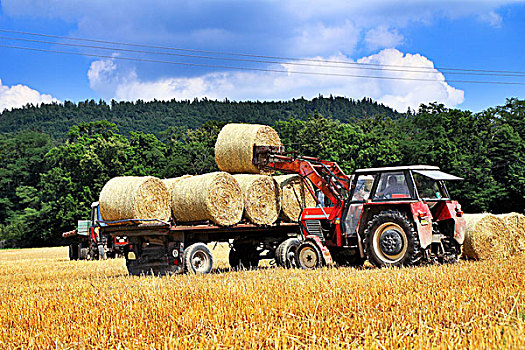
<box><xmin>169</xmin><ymin>172</ymin><xmax>243</xmax><ymax>226</ymax></box>
<box><xmin>462</xmin><ymin>213</ymin><xmax>510</xmax><ymax>260</ymax></box>
<box><xmin>99</xmin><ymin>176</ymin><xmax>170</xmax><ymax>223</ymax></box>
<box><xmin>497</xmin><ymin>213</ymin><xmax>525</xmax><ymax>256</ymax></box>
<box><xmin>233</xmin><ymin>174</ymin><xmax>281</xmax><ymax>225</ymax></box>
<box><xmin>215</xmin><ymin>123</ymin><xmax>282</xmax><ymax>174</ymax></box>
<box><xmin>274</xmin><ymin>175</ymin><xmax>316</xmax><ymax>222</ymax></box>
<box><xmin>162</xmin><ymin>175</ymin><xmax>193</xmax><ymax>193</ymax></box>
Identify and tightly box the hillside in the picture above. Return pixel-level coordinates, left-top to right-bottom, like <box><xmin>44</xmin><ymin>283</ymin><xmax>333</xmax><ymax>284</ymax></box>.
<box><xmin>0</xmin><ymin>96</ymin><xmax>399</xmax><ymax>140</ymax></box>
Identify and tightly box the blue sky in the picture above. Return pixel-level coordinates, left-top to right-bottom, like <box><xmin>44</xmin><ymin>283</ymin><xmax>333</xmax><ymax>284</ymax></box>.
<box><xmin>0</xmin><ymin>0</ymin><xmax>524</xmax><ymax>113</ymax></box>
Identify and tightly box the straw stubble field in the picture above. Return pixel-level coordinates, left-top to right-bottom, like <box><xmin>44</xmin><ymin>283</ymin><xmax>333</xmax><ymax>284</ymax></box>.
<box><xmin>1</xmin><ymin>246</ymin><xmax>524</xmax><ymax>349</ymax></box>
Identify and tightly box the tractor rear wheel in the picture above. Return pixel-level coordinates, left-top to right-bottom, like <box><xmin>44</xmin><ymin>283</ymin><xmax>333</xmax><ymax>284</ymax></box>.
<box><xmin>363</xmin><ymin>210</ymin><xmax>421</xmax><ymax>267</ymax></box>
<box><xmin>295</xmin><ymin>241</ymin><xmax>323</xmax><ymax>270</ymax></box>
<box><xmin>183</xmin><ymin>243</ymin><xmax>213</xmax><ymax>274</ymax></box>
<box><xmin>275</xmin><ymin>238</ymin><xmax>300</xmax><ymax>268</ymax></box>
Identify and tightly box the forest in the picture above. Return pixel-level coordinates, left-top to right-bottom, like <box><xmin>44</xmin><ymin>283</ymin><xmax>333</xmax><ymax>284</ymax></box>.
<box><xmin>0</xmin><ymin>97</ymin><xmax>523</xmax><ymax>246</ymax></box>
<box><xmin>0</xmin><ymin>95</ymin><xmax>397</xmax><ymax>140</ymax></box>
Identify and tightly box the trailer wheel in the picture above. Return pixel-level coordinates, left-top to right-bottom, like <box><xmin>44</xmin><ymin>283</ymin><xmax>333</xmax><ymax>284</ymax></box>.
<box><xmin>275</xmin><ymin>238</ymin><xmax>300</xmax><ymax>268</ymax></box>
<box><xmin>229</xmin><ymin>245</ymin><xmax>259</xmax><ymax>270</ymax></box>
<box><xmin>363</xmin><ymin>210</ymin><xmax>421</xmax><ymax>267</ymax></box>
<box><xmin>68</xmin><ymin>244</ymin><xmax>79</xmax><ymax>260</ymax></box>
<box><xmin>183</xmin><ymin>243</ymin><xmax>213</xmax><ymax>275</ymax></box>
<box><xmin>295</xmin><ymin>241</ymin><xmax>323</xmax><ymax>270</ymax></box>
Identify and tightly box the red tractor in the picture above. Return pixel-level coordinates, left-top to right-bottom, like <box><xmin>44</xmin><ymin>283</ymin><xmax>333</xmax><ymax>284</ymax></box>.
<box><xmin>255</xmin><ymin>147</ymin><xmax>465</xmax><ymax>269</ymax></box>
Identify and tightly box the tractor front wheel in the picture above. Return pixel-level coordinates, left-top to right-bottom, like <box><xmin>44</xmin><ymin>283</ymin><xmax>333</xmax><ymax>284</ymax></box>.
<box><xmin>363</xmin><ymin>210</ymin><xmax>421</xmax><ymax>267</ymax></box>
<box><xmin>295</xmin><ymin>241</ymin><xmax>323</xmax><ymax>270</ymax></box>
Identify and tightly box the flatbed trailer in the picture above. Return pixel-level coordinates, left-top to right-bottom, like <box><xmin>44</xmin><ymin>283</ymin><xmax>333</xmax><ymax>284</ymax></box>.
<box><xmin>100</xmin><ymin>219</ymin><xmax>301</xmax><ymax>275</ymax></box>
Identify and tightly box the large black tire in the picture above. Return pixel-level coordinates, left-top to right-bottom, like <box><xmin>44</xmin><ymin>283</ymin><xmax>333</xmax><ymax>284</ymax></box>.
<box><xmin>363</xmin><ymin>210</ymin><xmax>422</xmax><ymax>267</ymax></box>
<box><xmin>68</xmin><ymin>244</ymin><xmax>79</xmax><ymax>260</ymax></box>
<box><xmin>183</xmin><ymin>243</ymin><xmax>213</xmax><ymax>275</ymax></box>
<box><xmin>295</xmin><ymin>241</ymin><xmax>323</xmax><ymax>270</ymax></box>
<box><xmin>229</xmin><ymin>245</ymin><xmax>260</xmax><ymax>270</ymax></box>
<box><xmin>275</xmin><ymin>238</ymin><xmax>300</xmax><ymax>268</ymax></box>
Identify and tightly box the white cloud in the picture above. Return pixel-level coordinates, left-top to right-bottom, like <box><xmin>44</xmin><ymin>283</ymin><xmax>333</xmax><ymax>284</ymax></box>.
<box><xmin>364</xmin><ymin>26</ymin><xmax>404</xmax><ymax>50</ymax></box>
<box><xmin>88</xmin><ymin>49</ymin><xmax>464</xmax><ymax>112</ymax></box>
<box><xmin>480</xmin><ymin>11</ymin><xmax>503</xmax><ymax>27</ymax></box>
<box><xmin>293</xmin><ymin>20</ymin><xmax>360</xmax><ymax>56</ymax></box>
<box><xmin>2</xmin><ymin>0</ymin><xmax>517</xmax><ymax>58</ymax></box>
<box><xmin>0</xmin><ymin>79</ymin><xmax>59</xmax><ymax>111</ymax></box>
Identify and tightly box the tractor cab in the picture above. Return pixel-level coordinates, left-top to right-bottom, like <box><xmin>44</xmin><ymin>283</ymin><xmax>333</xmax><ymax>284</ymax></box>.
<box><xmin>342</xmin><ymin>165</ymin><xmax>465</xmax><ymax>266</ymax></box>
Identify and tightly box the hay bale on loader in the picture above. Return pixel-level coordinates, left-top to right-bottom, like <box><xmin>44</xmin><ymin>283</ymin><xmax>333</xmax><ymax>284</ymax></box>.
<box><xmin>99</xmin><ymin>176</ymin><xmax>171</xmax><ymax>223</ymax></box>
<box><xmin>274</xmin><ymin>175</ymin><xmax>316</xmax><ymax>222</ymax></box>
<box><xmin>463</xmin><ymin>213</ymin><xmax>510</xmax><ymax>260</ymax></box>
<box><xmin>215</xmin><ymin>123</ymin><xmax>282</xmax><ymax>174</ymax></box>
<box><xmin>233</xmin><ymin>174</ymin><xmax>281</xmax><ymax>225</ymax></box>
<box><xmin>168</xmin><ymin>172</ymin><xmax>244</xmax><ymax>226</ymax></box>
<box><xmin>497</xmin><ymin>213</ymin><xmax>525</xmax><ymax>256</ymax></box>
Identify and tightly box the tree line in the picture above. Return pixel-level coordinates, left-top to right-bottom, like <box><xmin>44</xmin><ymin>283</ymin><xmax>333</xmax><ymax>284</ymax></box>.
<box><xmin>0</xmin><ymin>98</ymin><xmax>523</xmax><ymax>246</ymax></box>
<box><xmin>0</xmin><ymin>96</ymin><xmax>398</xmax><ymax>140</ymax></box>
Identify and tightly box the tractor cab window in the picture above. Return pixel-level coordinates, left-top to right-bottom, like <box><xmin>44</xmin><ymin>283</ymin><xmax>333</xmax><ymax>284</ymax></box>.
<box><xmin>351</xmin><ymin>175</ymin><xmax>375</xmax><ymax>201</ymax></box>
<box><xmin>374</xmin><ymin>172</ymin><xmax>410</xmax><ymax>200</ymax></box>
<box><xmin>413</xmin><ymin>173</ymin><xmax>447</xmax><ymax>200</ymax></box>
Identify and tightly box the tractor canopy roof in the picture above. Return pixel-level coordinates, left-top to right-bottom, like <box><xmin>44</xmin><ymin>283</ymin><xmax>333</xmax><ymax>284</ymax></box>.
<box><xmin>353</xmin><ymin>165</ymin><xmax>463</xmax><ymax>180</ymax></box>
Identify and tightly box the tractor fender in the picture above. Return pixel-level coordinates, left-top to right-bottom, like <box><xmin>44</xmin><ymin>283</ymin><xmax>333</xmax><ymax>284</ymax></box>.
<box><xmin>305</xmin><ymin>235</ymin><xmax>333</xmax><ymax>265</ymax></box>
<box><xmin>409</xmin><ymin>202</ymin><xmax>433</xmax><ymax>249</ymax></box>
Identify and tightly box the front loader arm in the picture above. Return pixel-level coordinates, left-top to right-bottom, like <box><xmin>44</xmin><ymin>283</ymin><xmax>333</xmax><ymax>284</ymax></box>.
<box><xmin>253</xmin><ymin>145</ymin><xmax>351</xmax><ymax>206</ymax></box>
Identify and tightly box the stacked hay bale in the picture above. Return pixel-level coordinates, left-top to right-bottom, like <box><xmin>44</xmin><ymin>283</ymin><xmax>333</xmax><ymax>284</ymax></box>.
<box><xmin>99</xmin><ymin>176</ymin><xmax>171</xmax><ymax>224</ymax></box>
<box><xmin>233</xmin><ymin>175</ymin><xmax>281</xmax><ymax>225</ymax></box>
<box><xmin>497</xmin><ymin>213</ymin><xmax>525</xmax><ymax>256</ymax></box>
<box><xmin>165</xmin><ymin>172</ymin><xmax>244</xmax><ymax>226</ymax></box>
<box><xmin>215</xmin><ymin>123</ymin><xmax>282</xmax><ymax>174</ymax></box>
<box><xmin>162</xmin><ymin>175</ymin><xmax>192</xmax><ymax>193</ymax></box>
<box><xmin>274</xmin><ymin>175</ymin><xmax>317</xmax><ymax>222</ymax></box>
<box><xmin>462</xmin><ymin>213</ymin><xmax>510</xmax><ymax>260</ymax></box>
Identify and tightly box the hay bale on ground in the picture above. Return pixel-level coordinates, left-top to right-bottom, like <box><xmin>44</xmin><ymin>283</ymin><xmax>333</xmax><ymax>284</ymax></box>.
<box><xmin>233</xmin><ymin>174</ymin><xmax>281</xmax><ymax>225</ymax></box>
<box><xmin>497</xmin><ymin>213</ymin><xmax>525</xmax><ymax>256</ymax></box>
<box><xmin>99</xmin><ymin>176</ymin><xmax>170</xmax><ymax>223</ymax></box>
<box><xmin>274</xmin><ymin>175</ymin><xmax>316</xmax><ymax>222</ymax></box>
<box><xmin>215</xmin><ymin>123</ymin><xmax>282</xmax><ymax>174</ymax></box>
<box><xmin>463</xmin><ymin>213</ymin><xmax>510</xmax><ymax>260</ymax></box>
<box><xmin>169</xmin><ymin>172</ymin><xmax>243</xmax><ymax>226</ymax></box>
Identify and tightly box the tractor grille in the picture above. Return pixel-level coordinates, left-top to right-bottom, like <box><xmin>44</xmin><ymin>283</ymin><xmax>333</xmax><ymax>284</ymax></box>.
<box><xmin>305</xmin><ymin>220</ymin><xmax>323</xmax><ymax>238</ymax></box>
